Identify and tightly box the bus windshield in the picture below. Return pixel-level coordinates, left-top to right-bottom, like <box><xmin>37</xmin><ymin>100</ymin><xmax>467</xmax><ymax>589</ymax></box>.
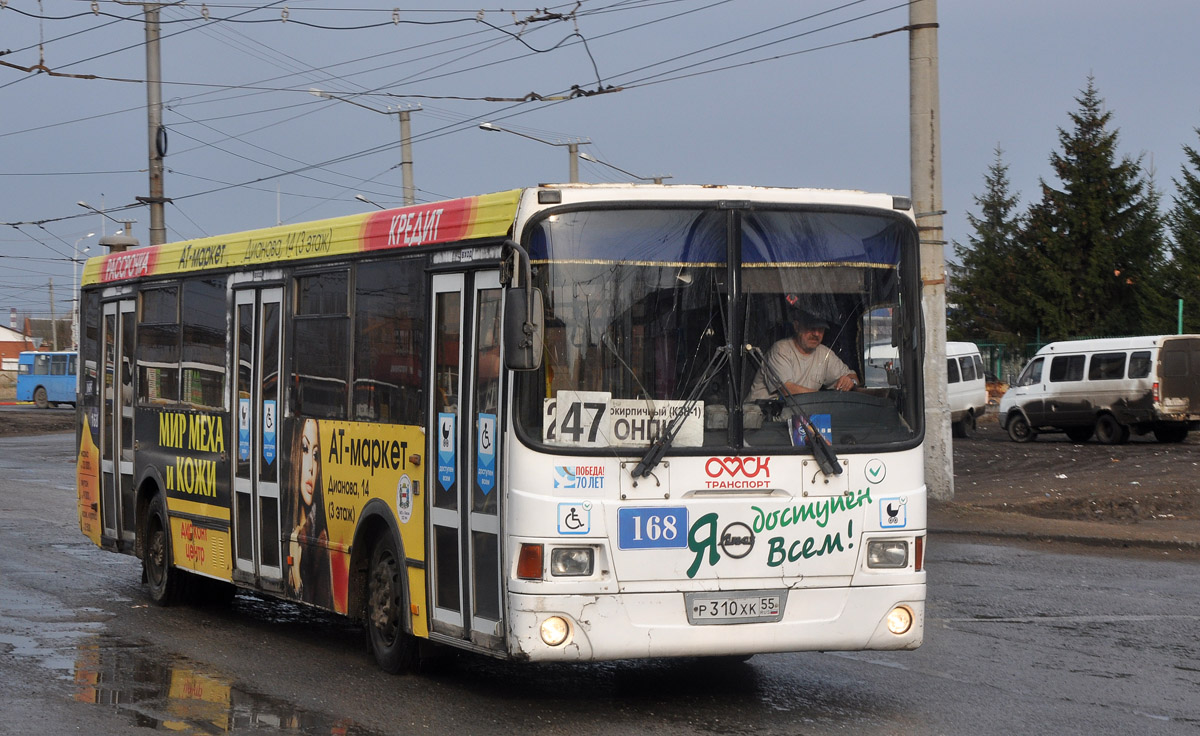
<box><xmin>515</xmin><ymin>205</ymin><xmax>922</xmax><ymax>453</ymax></box>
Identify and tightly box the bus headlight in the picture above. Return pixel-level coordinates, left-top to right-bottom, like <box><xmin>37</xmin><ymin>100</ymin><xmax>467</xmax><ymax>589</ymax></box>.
<box><xmin>887</xmin><ymin>606</ymin><xmax>914</xmax><ymax>635</ymax></box>
<box><xmin>867</xmin><ymin>540</ymin><xmax>909</xmax><ymax>568</ymax></box>
<box><xmin>550</xmin><ymin>547</ymin><xmax>594</xmax><ymax>577</ymax></box>
<box><xmin>540</xmin><ymin>616</ymin><xmax>571</xmax><ymax>646</ymax></box>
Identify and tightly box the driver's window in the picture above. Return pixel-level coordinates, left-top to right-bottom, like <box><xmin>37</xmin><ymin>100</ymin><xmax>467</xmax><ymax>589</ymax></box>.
<box><xmin>1019</xmin><ymin>357</ymin><xmax>1043</xmax><ymax>387</ymax></box>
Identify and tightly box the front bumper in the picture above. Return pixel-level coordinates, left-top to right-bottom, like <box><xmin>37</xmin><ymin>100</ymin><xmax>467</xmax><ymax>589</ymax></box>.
<box><xmin>507</xmin><ymin>583</ymin><xmax>925</xmax><ymax>661</ymax></box>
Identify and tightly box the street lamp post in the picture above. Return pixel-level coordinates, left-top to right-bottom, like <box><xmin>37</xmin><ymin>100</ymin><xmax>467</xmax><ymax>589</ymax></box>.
<box><xmin>71</xmin><ymin>232</ymin><xmax>95</xmax><ymax>349</ymax></box>
<box><xmin>478</xmin><ymin>122</ymin><xmax>591</xmax><ymax>183</ymax></box>
<box><xmin>578</xmin><ymin>152</ymin><xmax>671</xmax><ymax>184</ymax></box>
<box><xmin>355</xmin><ymin>194</ymin><xmax>387</xmax><ymax>210</ymax></box>
<box><xmin>310</xmin><ymin>89</ymin><xmax>419</xmax><ymax>206</ymax></box>
<box><xmin>77</xmin><ymin>202</ymin><xmax>139</xmax><ymax>253</ymax></box>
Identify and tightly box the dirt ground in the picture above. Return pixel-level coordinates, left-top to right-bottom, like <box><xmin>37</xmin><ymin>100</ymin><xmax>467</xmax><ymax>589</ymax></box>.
<box><xmin>948</xmin><ymin>410</ymin><xmax>1200</xmax><ymax>524</ymax></box>
<box><xmin>2</xmin><ymin>406</ymin><xmax>1195</xmax><ymax>534</ymax></box>
<box><xmin>0</xmin><ymin>408</ymin><xmax>76</xmax><ymax>436</ymax></box>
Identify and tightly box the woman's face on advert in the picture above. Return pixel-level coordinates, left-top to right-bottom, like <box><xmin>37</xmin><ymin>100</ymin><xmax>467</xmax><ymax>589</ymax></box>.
<box><xmin>300</xmin><ymin>420</ymin><xmax>319</xmax><ymax>507</ymax></box>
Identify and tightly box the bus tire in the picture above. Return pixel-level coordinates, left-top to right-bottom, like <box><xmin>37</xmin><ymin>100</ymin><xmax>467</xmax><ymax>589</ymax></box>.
<box><xmin>1006</xmin><ymin>414</ymin><xmax>1035</xmax><ymax>443</ymax></box>
<box><xmin>34</xmin><ymin>387</ymin><xmax>48</xmax><ymax>409</ymax></box>
<box><xmin>144</xmin><ymin>494</ymin><xmax>186</xmax><ymax>606</ymax></box>
<box><xmin>1094</xmin><ymin>414</ymin><xmax>1130</xmax><ymax>445</ymax></box>
<box><xmin>366</xmin><ymin>533</ymin><xmax>416</xmax><ymax>674</ymax></box>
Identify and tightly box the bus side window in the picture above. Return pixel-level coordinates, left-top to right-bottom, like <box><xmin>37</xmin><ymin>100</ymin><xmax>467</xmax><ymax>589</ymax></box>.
<box><xmin>1049</xmin><ymin>355</ymin><xmax>1084</xmax><ymax>382</ymax></box>
<box><xmin>1087</xmin><ymin>352</ymin><xmax>1126</xmax><ymax>381</ymax></box>
<box><xmin>293</xmin><ymin>270</ymin><xmax>350</xmax><ymax>420</ymax></box>
<box><xmin>946</xmin><ymin>357</ymin><xmax>960</xmax><ymax>383</ymax></box>
<box><xmin>958</xmin><ymin>356</ymin><xmax>976</xmax><ymax>382</ymax></box>
<box><xmin>1129</xmin><ymin>351</ymin><xmax>1152</xmax><ymax>378</ymax></box>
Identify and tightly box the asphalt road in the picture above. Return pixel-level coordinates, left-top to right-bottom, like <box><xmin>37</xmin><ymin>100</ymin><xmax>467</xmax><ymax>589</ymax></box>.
<box><xmin>2</xmin><ymin>432</ymin><xmax>1198</xmax><ymax>735</ymax></box>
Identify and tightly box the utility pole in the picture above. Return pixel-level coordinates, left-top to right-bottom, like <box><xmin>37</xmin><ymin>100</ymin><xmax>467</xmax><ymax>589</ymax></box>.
<box><xmin>478</xmin><ymin>123</ymin><xmax>590</xmax><ymax>183</ymax></box>
<box><xmin>909</xmin><ymin>0</ymin><xmax>952</xmax><ymax>501</ymax></box>
<box><xmin>567</xmin><ymin>142</ymin><xmax>581</xmax><ymax>184</ymax></box>
<box><xmin>399</xmin><ymin>108</ymin><xmax>416</xmax><ymax>206</ymax></box>
<box><xmin>48</xmin><ymin>279</ymin><xmax>58</xmax><ymax>350</ymax></box>
<box><xmin>121</xmin><ymin>2</ymin><xmax>169</xmax><ymax>244</ymax></box>
<box><xmin>310</xmin><ymin>90</ymin><xmax>419</xmax><ymax>206</ymax></box>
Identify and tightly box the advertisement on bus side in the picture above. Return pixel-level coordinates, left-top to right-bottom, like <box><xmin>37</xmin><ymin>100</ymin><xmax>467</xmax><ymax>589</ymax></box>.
<box><xmin>281</xmin><ymin>417</ymin><xmax>426</xmax><ymax>630</ymax></box>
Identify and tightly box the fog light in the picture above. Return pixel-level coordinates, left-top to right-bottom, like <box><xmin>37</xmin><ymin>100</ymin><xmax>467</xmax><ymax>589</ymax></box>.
<box><xmin>540</xmin><ymin>616</ymin><xmax>570</xmax><ymax>646</ymax></box>
<box><xmin>867</xmin><ymin>540</ymin><xmax>908</xmax><ymax>568</ymax></box>
<box><xmin>550</xmin><ymin>547</ymin><xmax>594</xmax><ymax>576</ymax></box>
<box><xmin>886</xmin><ymin>606</ymin><xmax>913</xmax><ymax>635</ymax></box>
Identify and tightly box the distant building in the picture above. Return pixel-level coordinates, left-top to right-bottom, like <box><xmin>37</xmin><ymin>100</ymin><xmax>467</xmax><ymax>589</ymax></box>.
<box><xmin>23</xmin><ymin>317</ymin><xmax>72</xmax><ymax>352</ymax></box>
<box><xmin>0</xmin><ymin>324</ymin><xmax>37</xmax><ymax>371</ymax></box>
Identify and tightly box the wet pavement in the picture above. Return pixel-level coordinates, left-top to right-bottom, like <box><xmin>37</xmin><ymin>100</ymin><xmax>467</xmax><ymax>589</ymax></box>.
<box><xmin>3</xmin><ymin>432</ymin><xmax>1200</xmax><ymax>735</ymax></box>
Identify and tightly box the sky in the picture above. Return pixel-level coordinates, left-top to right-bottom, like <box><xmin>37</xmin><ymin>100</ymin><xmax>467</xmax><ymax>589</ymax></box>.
<box><xmin>3</xmin><ymin>0</ymin><xmax>1200</xmax><ymax>325</ymax></box>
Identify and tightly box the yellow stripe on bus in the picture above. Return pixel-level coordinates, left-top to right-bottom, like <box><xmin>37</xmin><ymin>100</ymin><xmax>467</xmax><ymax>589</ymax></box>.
<box><xmin>166</xmin><ymin>496</ymin><xmax>232</xmax><ymax>523</ymax></box>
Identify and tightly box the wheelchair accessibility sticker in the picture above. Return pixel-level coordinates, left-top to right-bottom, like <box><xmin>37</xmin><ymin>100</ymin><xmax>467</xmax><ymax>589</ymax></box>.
<box><xmin>558</xmin><ymin>502</ymin><xmax>592</xmax><ymax>535</ymax></box>
<box><xmin>880</xmin><ymin>496</ymin><xmax>907</xmax><ymax>528</ymax></box>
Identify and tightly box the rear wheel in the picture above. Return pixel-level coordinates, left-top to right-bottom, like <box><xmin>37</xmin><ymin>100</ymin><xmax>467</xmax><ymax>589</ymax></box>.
<box><xmin>1153</xmin><ymin>424</ymin><xmax>1189</xmax><ymax>443</ymax></box>
<box><xmin>1006</xmin><ymin>414</ymin><xmax>1035</xmax><ymax>443</ymax></box>
<box><xmin>145</xmin><ymin>494</ymin><xmax>186</xmax><ymax>605</ymax></box>
<box><xmin>952</xmin><ymin>413</ymin><xmax>976</xmax><ymax>439</ymax></box>
<box><xmin>33</xmin><ymin>387</ymin><xmax>48</xmax><ymax>409</ymax></box>
<box><xmin>366</xmin><ymin>534</ymin><xmax>416</xmax><ymax>674</ymax></box>
<box><xmin>1094</xmin><ymin>414</ymin><xmax>1130</xmax><ymax>445</ymax></box>
<box><xmin>1064</xmin><ymin>426</ymin><xmax>1094</xmax><ymax>443</ymax></box>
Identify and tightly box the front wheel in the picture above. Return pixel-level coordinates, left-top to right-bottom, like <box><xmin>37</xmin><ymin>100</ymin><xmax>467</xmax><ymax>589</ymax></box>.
<box><xmin>1006</xmin><ymin>414</ymin><xmax>1036</xmax><ymax>443</ymax></box>
<box><xmin>366</xmin><ymin>534</ymin><xmax>417</xmax><ymax>674</ymax></box>
<box><xmin>1094</xmin><ymin>414</ymin><xmax>1130</xmax><ymax>445</ymax></box>
<box><xmin>33</xmin><ymin>387</ymin><xmax>48</xmax><ymax>409</ymax></box>
<box><xmin>144</xmin><ymin>494</ymin><xmax>186</xmax><ymax>605</ymax></box>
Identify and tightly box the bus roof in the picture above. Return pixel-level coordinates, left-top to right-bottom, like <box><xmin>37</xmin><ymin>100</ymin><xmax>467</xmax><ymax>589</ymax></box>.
<box><xmin>19</xmin><ymin>350</ymin><xmax>76</xmax><ymax>358</ymax></box>
<box><xmin>82</xmin><ymin>189</ymin><xmax>523</xmax><ymax>287</ymax></box>
<box><xmin>81</xmin><ymin>184</ymin><xmax>911</xmax><ymax>287</ymax></box>
<box><xmin>1033</xmin><ymin>335</ymin><xmax>1200</xmax><ymax>355</ymax></box>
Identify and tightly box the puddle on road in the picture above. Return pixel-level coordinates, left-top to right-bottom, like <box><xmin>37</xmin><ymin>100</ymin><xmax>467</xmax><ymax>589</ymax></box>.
<box><xmin>70</xmin><ymin>635</ymin><xmax>387</xmax><ymax>735</ymax></box>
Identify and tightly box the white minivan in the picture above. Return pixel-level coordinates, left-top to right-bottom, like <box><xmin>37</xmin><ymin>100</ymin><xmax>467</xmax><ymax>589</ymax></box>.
<box><xmin>998</xmin><ymin>335</ymin><xmax>1200</xmax><ymax>444</ymax></box>
<box><xmin>947</xmin><ymin>342</ymin><xmax>988</xmax><ymax>438</ymax></box>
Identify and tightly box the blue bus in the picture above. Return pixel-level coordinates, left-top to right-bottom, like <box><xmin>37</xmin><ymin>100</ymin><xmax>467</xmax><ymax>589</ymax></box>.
<box><xmin>16</xmin><ymin>350</ymin><xmax>78</xmax><ymax>408</ymax></box>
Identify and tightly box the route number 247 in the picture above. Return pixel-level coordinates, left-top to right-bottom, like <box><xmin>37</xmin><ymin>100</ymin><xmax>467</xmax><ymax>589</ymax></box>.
<box><xmin>544</xmin><ymin>399</ymin><xmax>607</xmax><ymax>445</ymax></box>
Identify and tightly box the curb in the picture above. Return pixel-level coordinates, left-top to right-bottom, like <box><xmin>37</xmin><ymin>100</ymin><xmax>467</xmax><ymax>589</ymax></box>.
<box><xmin>930</xmin><ymin>524</ymin><xmax>1200</xmax><ymax>552</ymax></box>
<box><xmin>929</xmin><ymin>507</ymin><xmax>1200</xmax><ymax>552</ymax></box>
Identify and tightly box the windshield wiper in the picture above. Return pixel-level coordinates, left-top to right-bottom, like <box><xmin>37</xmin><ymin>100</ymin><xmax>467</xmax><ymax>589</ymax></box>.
<box><xmin>745</xmin><ymin>344</ymin><xmax>842</xmax><ymax>476</ymax></box>
<box><xmin>631</xmin><ymin>345</ymin><xmax>730</xmax><ymax>479</ymax></box>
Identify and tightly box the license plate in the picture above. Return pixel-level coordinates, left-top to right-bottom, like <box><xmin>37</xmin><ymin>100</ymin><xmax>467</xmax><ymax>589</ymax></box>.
<box><xmin>685</xmin><ymin>590</ymin><xmax>786</xmax><ymax>625</ymax></box>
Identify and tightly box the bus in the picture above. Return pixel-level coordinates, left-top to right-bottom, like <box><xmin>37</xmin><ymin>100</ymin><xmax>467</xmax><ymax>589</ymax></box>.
<box><xmin>17</xmin><ymin>350</ymin><xmax>78</xmax><ymax>408</ymax></box>
<box><xmin>76</xmin><ymin>184</ymin><xmax>926</xmax><ymax>670</ymax></box>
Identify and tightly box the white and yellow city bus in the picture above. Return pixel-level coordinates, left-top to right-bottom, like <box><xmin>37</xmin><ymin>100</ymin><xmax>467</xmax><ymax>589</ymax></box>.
<box><xmin>76</xmin><ymin>184</ymin><xmax>926</xmax><ymax>670</ymax></box>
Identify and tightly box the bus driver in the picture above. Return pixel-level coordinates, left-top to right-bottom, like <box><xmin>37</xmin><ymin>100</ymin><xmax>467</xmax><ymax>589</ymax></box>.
<box><xmin>747</xmin><ymin>307</ymin><xmax>858</xmax><ymax>400</ymax></box>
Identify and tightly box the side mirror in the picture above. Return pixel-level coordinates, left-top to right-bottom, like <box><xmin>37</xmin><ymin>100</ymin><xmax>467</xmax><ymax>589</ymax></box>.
<box><xmin>504</xmin><ymin>287</ymin><xmax>544</xmax><ymax>371</ymax></box>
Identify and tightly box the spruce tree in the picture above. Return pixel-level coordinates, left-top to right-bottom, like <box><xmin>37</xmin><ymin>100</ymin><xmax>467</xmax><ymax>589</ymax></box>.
<box><xmin>1165</xmin><ymin>128</ymin><xmax>1200</xmax><ymax>333</ymax></box>
<box><xmin>948</xmin><ymin>148</ymin><xmax>1027</xmax><ymax>345</ymax></box>
<box><xmin>1018</xmin><ymin>77</ymin><xmax>1168</xmax><ymax>339</ymax></box>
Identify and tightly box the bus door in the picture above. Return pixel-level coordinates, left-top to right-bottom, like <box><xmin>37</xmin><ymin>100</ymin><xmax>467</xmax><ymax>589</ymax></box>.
<box><xmin>100</xmin><ymin>299</ymin><xmax>136</xmax><ymax>545</ymax></box>
<box><xmin>232</xmin><ymin>287</ymin><xmax>284</xmax><ymax>586</ymax></box>
<box><xmin>428</xmin><ymin>271</ymin><xmax>504</xmax><ymax>651</ymax></box>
